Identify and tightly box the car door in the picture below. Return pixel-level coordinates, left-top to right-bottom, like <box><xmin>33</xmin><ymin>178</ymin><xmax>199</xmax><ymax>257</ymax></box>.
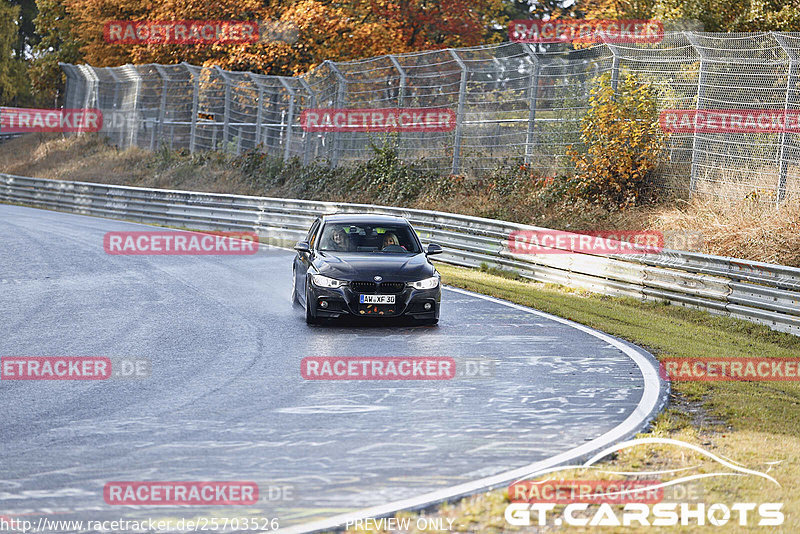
<box><xmin>295</xmin><ymin>219</ymin><xmax>320</xmax><ymax>304</ymax></box>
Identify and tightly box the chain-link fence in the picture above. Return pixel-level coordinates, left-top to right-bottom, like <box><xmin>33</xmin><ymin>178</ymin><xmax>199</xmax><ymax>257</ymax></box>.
<box><xmin>61</xmin><ymin>32</ymin><xmax>800</xmax><ymax>204</ymax></box>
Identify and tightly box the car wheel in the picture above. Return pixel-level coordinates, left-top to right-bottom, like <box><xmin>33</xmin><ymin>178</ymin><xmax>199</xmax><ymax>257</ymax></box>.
<box><xmin>305</xmin><ymin>286</ymin><xmax>320</xmax><ymax>325</ymax></box>
<box><xmin>419</xmin><ymin>318</ymin><xmax>439</xmax><ymax>326</ymax></box>
<box><xmin>291</xmin><ymin>265</ymin><xmax>300</xmax><ymax>305</ymax></box>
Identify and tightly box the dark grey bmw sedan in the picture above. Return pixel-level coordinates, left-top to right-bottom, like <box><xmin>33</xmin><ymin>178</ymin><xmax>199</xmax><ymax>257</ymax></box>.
<box><xmin>291</xmin><ymin>214</ymin><xmax>443</xmax><ymax>325</ymax></box>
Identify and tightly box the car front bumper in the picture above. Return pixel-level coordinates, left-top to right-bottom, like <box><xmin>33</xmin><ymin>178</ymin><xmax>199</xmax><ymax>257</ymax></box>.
<box><xmin>307</xmin><ymin>283</ymin><xmax>440</xmax><ymax>320</ymax></box>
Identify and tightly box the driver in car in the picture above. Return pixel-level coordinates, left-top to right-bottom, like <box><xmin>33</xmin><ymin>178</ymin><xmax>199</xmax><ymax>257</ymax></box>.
<box><xmin>331</xmin><ymin>228</ymin><xmax>350</xmax><ymax>252</ymax></box>
<box><xmin>324</xmin><ymin>227</ymin><xmax>350</xmax><ymax>252</ymax></box>
<box><xmin>381</xmin><ymin>232</ymin><xmax>406</xmax><ymax>251</ymax></box>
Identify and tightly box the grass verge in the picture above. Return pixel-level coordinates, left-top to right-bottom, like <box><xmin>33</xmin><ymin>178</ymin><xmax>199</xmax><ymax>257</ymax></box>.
<box><xmin>341</xmin><ymin>263</ymin><xmax>800</xmax><ymax>533</ymax></box>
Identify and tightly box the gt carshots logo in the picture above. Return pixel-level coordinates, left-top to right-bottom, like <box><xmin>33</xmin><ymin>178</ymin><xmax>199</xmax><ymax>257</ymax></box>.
<box><xmin>504</xmin><ymin>438</ymin><xmax>784</xmax><ymax>527</ymax></box>
<box><xmin>103</xmin><ymin>482</ymin><xmax>258</xmax><ymax>505</ymax></box>
<box><xmin>299</xmin><ymin>108</ymin><xmax>456</xmax><ymax>132</ymax></box>
<box><xmin>505</xmin><ymin>502</ymin><xmax>783</xmax><ymax>527</ymax></box>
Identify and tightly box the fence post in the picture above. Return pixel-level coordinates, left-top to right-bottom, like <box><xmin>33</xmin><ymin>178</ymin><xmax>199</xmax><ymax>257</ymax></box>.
<box><xmin>772</xmin><ymin>32</ymin><xmax>796</xmax><ymax>205</ymax></box>
<box><xmin>685</xmin><ymin>32</ymin><xmax>706</xmax><ymax>195</ymax></box>
<box><xmin>248</xmin><ymin>73</ymin><xmax>265</xmax><ymax>148</ymax></box>
<box><xmin>183</xmin><ymin>63</ymin><xmax>200</xmax><ymax>154</ymax></box>
<box><xmin>326</xmin><ymin>60</ymin><xmax>347</xmax><ymax>168</ymax></box>
<box><xmin>279</xmin><ymin>77</ymin><xmax>296</xmax><ymax>162</ymax></box>
<box><xmin>76</xmin><ymin>65</ymin><xmax>97</xmax><ymax>136</ymax></box>
<box><xmin>448</xmin><ymin>49</ymin><xmax>468</xmax><ymax>175</ymax></box>
<box><xmin>522</xmin><ymin>44</ymin><xmax>540</xmax><ymax>164</ymax></box>
<box><xmin>299</xmin><ymin>78</ymin><xmax>316</xmax><ymax>165</ymax></box>
<box><xmin>609</xmin><ymin>46</ymin><xmax>620</xmax><ymax>93</ymax></box>
<box><xmin>214</xmin><ymin>66</ymin><xmax>232</xmax><ymax>152</ymax></box>
<box><xmin>104</xmin><ymin>67</ymin><xmax>125</xmax><ymax>147</ymax></box>
<box><xmin>59</xmin><ymin>63</ymin><xmax>78</xmax><ymax>110</ymax></box>
<box><xmin>120</xmin><ymin>65</ymin><xmax>141</xmax><ymax>148</ymax></box>
<box><xmin>388</xmin><ymin>54</ymin><xmax>406</xmax><ymax>106</ymax></box>
<box><xmin>153</xmin><ymin>65</ymin><xmax>169</xmax><ymax>151</ymax></box>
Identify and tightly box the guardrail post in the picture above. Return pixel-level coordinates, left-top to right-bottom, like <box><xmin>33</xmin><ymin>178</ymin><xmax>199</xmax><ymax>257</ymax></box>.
<box><xmin>299</xmin><ymin>78</ymin><xmax>317</xmax><ymax>165</ymax></box>
<box><xmin>772</xmin><ymin>32</ymin><xmax>795</xmax><ymax>205</ymax></box>
<box><xmin>685</xmin><ymin>32</ymin><xmax>706</xmax><ymax>195</ymax></box>
<box><xmin>215</xmin><ymin>66</ymin><xmax>232</xmax><ymax>152</ymax></box>
<box><xmin>522</xmin><ymin>44</ymin><xmax>540</xmax><ymax>164</ymax></box>
<box><xmin>152</xmin><ymin>65</ymin><xmax>169</xmax><ymax>151</ymax></box>
<box><xmin>388</xmin><ymin>54</ymin><xmax>406</xmax><ymax>106</ymax></box>
<box><xmin>326</xmin><ymin>61</ymin><xmax>347</xmax><ymax>168</ymax></box>
<box><xmin>279</xmin><ymin>77</ymin><xmax>296</xmax><ymax>162</ymax></box>
<box><xmin>448</xmin><ymin>49</ymin><xmax>468</xmax><ymax>175</ymax></box>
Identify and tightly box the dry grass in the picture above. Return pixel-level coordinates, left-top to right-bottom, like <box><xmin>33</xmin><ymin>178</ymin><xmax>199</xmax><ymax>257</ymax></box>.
<box><xmin>628</xmin><ymin>197</ymin><xmax>800</xmax><ymax>266</ymax></box>
<box><xmin>3</xmin><ymin>133</ymin><xmax>800</xmax><ymax>267</ymax></box>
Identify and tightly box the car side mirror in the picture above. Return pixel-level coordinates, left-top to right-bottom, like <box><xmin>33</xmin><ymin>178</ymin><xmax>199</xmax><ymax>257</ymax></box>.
<box><xmin>294</xmin><ymin>241</ymin><xmax>310</xmax><ymax>253</ymax></box>
<box><xmin>426</xmin><ymin>243</ymin><xmax>443</xmax><ymax>255</ymax></box>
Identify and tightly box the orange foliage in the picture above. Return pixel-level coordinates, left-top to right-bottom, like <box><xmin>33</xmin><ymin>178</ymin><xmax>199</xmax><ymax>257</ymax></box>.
<box><xmin>58</xmin><ymin>0</ymin><xmax>503</xmax><ymax>75</ymax></box>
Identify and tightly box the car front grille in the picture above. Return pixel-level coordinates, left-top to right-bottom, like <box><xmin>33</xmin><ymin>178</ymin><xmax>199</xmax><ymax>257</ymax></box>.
<box><xmin>378</xmin><ymin>282</ymin><xmax>405</xmax><ymax>294</ymax></box>
<box><xmin>351</xmin><ymin>281</ymin><xmax>377</xmax><ymax>293</ymax></box>
<box><xmin>350</xmin><ymin>281</ymin><xmax>406</xmax><ymax>294</ymax></box>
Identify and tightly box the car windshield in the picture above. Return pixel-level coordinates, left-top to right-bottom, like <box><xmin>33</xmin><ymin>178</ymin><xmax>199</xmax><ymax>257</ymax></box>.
<box><xmin>317</xmin><ymin>223</ymin><xmax>421</xmax><ymax>253</ymax></box>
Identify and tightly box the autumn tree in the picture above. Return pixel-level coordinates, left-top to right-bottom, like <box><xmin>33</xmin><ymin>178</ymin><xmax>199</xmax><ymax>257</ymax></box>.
<box><xmin>0</xmin><ymin>0</ymin><xmax>26</xmax><ymax>105</ymax></box>
<box><xmin>29</xmin><ymin>0</ymin><xmax>82</xmax><ymax>104</ymax></box>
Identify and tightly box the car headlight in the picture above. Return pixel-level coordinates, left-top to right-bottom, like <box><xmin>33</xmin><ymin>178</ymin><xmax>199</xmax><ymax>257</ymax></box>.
<box><xmin>408</xmin><ymin>276</ymin><xmax>440</xmax><ymax>290</ymax></box>
<box><xmin>310</xmin><ymin>273</ymin><xmax>348</xmax><ymax>289</ymax></box>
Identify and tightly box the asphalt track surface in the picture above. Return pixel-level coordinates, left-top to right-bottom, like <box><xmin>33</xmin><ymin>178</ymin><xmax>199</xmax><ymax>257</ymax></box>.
<box><xmin>0</xmin><ymin>204</ymin><xmax>666</xmax><ymax>532</ymax></box>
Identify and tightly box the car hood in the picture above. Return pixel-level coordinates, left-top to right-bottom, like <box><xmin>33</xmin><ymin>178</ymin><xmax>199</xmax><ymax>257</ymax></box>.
<box><xmin>312</xmin><ymin>252</ymin><xmax>435</xmax><ymax>282</ymax></box>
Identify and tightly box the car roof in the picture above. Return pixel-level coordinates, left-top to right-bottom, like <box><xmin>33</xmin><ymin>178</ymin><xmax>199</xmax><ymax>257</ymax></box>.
<box><xmin>320</xmin><ymin>213</ymin><xmax>410</xmax><ymax>225</ymax></box>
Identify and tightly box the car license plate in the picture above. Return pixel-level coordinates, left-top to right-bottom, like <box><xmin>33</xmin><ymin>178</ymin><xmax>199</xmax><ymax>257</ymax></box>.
<box><xmin>360</xmin><ymin>294</ymin><xmax>395</xmax><ymax>305</ymax></box>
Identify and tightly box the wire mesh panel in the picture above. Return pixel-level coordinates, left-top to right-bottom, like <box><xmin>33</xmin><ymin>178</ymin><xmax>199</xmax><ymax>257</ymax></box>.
<box><xmin>611</xmin><ymin>32</ymin><xmax>700</xmax><ymax>193</ymax></box>
<box><xmin>60</xmin><ymin>32</ymin><xmax>800</xmax><ymax>204</ymax></box>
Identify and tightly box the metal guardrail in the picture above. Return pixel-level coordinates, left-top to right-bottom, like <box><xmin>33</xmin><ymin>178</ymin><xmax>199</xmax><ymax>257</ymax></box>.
<box><xmin>2</xmin><ymin>172</ymin><xmax>799</xmax><ymax>336</ymax></box>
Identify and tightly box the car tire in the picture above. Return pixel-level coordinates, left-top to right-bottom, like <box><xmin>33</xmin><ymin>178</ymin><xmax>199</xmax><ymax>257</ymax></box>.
<box><xmin>419</xmin><ymin>318</ymin><xmax>439</xmax><ymax>326</ymax></box>
<box><xmin>291</xmin><ymin>265</ymin><xmax>300</xmax><ymax>305</ymax></box>
<box><xmin>305</xmin><ymin>286</ymin><xmax>320</xmax><ymax>325</ymax></box>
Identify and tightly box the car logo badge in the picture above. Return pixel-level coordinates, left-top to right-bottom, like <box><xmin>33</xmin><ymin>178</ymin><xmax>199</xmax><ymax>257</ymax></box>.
<box><xmin>374</xmin><ymin>276</ymin><xmax>382</xmax><ymax>282</ymax></box>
